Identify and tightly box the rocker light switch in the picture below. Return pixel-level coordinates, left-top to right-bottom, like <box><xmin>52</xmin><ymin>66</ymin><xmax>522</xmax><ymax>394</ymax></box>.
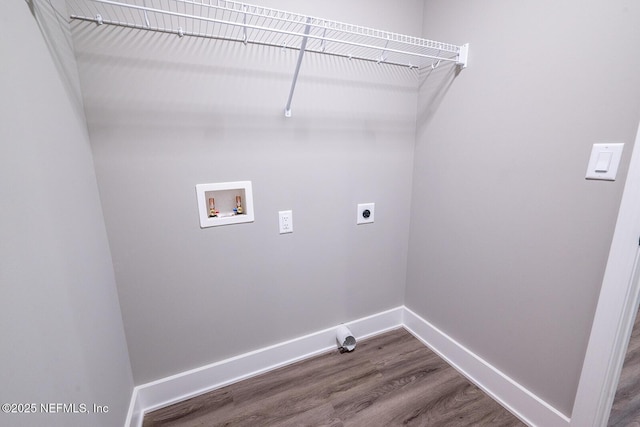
<box><xmin>594</xmin><ymin>151</ymin><xmax>613</xmax><ymax>173</ymax></box>
<box><xmin>586</xmin><ymin>143</ymin><xmax>624</xmax><ymax>181</ymax></box>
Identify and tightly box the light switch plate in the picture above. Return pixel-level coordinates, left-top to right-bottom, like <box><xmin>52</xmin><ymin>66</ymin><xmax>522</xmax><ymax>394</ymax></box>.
<box><xmin>586</xmin><ymin>143</ymin><xmax>624</xmax><ymax>181</ymax></box>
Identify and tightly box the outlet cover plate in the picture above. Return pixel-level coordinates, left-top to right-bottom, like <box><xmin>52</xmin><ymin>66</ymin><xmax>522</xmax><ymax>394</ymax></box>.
<box><xmin>357</xmin><ymin>203</ymin><xmax>375</xmax><ymax>225</ymax></box>
<box><xmin>279</xmin><ymin>210</ymin><xmax>293</xmax><ymax>234</ymax></box>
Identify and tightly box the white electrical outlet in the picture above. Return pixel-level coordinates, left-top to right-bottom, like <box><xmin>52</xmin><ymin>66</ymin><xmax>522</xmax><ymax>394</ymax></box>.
<box><xmin>279</xmin><ymin>210</ymin><xmax>293</xmax><ymax>234</ymax></box>
<box><xmin>357</xmin><ymin>203</ymin><xmax>375</xmax><ymax>225</ymax></box>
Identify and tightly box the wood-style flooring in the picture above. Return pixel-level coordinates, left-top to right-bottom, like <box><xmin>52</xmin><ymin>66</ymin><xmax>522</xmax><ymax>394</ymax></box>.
<box><xmin>143</xmin><ymin>328</ymin><xmax>524</xmax><ymax>426</ymax></box>
<box><xmin>609</xmin><ymin>307</ymin><xmax>640</xmax><ymax>426</ymax></box>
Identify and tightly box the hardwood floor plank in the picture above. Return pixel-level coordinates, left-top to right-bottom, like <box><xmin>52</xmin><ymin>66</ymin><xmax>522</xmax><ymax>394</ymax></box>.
<box><xmin>610</xmin><ymin>308</ymin><xmax>640</xmax><ymax>426</ymax></box>
<box><xmin>142</xmin><ymin>389</ymin><xmax>234</xmax><ymax>427</ymax></box>
<box><xmin>226</xmin><ymin>356</ymin><xmax>381</xmax><ymax>425</ymax></box>
<box><xmin>330</xmin><ymin>352</ymin><xmax>458</xmax><ymax>422</ymax></box>
<box><xmin>265</xmin><ymin>403</ymin><xmax>338</xmax><ymax>427</ymax></box>
<box><xmin>143</xmin><ymin>328</ymin><xmax>524</xmax><ymax>426</ymax></box>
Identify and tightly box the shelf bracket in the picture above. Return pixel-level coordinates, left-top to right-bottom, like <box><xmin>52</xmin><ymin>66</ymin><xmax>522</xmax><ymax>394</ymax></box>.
<box><xmin>320</xmin><ymin>24</ymin><xmax>327</xmax><ymax>52</ymax></box>
<box><xmin>378</xmin><ymin>40</ymin><xmax>389</xmax><ymax>64</ymax></box>
<box><xmin>284</xmin><ymin>16</ymin><xmax>312</xmax><ymax>118</ymax></box>
<box><xmin>242</xmin><ymin>5</ymin><xmax>248</xmax><ymax>44</ymax></box>
<box><xmin>143</xmin><ymin>0</ymin><xmax>150</xmax><ymax>28</ymax></box>
<box><xmin>456</xmin><ymin>43</ymin><xmax>469</xmax><ymax>69</ymax></box>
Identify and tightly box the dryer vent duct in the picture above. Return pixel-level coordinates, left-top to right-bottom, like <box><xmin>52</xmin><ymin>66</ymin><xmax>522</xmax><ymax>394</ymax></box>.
<box><xmin>336</xmin><ymin>325</ymin><xmax>356</xmax><ymax>352</ymax></box>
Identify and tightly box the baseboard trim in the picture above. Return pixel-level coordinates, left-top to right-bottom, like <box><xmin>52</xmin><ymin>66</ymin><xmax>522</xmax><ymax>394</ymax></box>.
<box><xmin>123</xmin><ymin>387</ymin><xmax>143</xmax><ymax>427</ymax></box>
<box><xmin>125</xmin><ymin>305</ymin><xmax>569</xmax><ymax>427</ymax></box>
<box><xmin>126</xmin><ymin>306</ymin><xmax>404</xmax><ymax>427</ymax></box>
<box><xmin>402</xmin><ymin>306</ymin><xmax>571</xmax><ymax>427</ymax></box>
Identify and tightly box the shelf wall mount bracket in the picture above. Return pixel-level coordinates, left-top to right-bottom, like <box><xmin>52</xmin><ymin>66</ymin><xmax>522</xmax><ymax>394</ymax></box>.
<box><xmin>284</xmin><ymin>17</ymin><xmax>312</xmax><ymax>118</ymax></box>
<box><xmin>456</xmin><ymin>43</ymin><xmax>469</xmax><ymax>69</ymax></box>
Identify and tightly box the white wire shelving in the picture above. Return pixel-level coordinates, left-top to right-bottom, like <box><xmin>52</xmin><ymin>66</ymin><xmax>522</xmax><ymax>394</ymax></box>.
<box><xmin>66</xmin><ymin>0</ymin><xmax>469</xmax><ymax>116</ymax></box>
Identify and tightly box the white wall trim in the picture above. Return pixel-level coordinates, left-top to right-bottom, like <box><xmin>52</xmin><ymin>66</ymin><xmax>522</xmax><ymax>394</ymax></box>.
<box><xmin>125</xmin><ymin>306</ymin><xmax>404</xmax><ymax>427</ymax></box>
<box><xmin>402</xmin><ymin>306</ymin><xmax>570</xmax><ymax>427</ymax></box>
<box><xmin>125</xmin><ymin>305</ymin><xmax>571</xmax><ymax>427</ymax></box>
<box><xmin>123</xmin><ymin>387</ymin><xmax>143</xmax><ymax>427</ymax></box>
<box><xmin>570</xmin><ymin>121</ymin><xmax>640</xmax><ymax>427</ymax></box>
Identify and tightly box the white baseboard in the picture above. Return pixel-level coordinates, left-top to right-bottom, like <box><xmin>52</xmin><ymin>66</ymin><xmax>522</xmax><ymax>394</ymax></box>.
<box><xmin>126</xmin><ymin>306</ymin><xmax>404</xmax><ymax>427</ymax></box>
<box><xmin>125</xmin><ymin>305</ymin><xmax>569</xmax><ymax>427</ymax></box>
<box><xmin>123</xmin><ymin>387</ymin><xmax>143</xmax><ymax>427</ymax></box>
<box><xmin>402</xmin><ymin>306</ymin><xmax>571</xmax><ymax>427</ymax></box>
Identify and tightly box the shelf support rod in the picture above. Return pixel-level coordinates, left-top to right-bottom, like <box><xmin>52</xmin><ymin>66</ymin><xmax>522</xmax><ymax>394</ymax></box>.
<box><xmin>284</xmin><ymin>16</ymin><xmax>312</xmax><ymax>118</ymax></box>
<box><xmin>378</xmin><ymin>40</ymin><xmax>389</xmax><ymax>64</ymax></box>
<box><xmin>242</xmin><ymin>5</ymin><xmax>248</xmax><ymax>44</ymax></box>
<box><xmin>143</xmin><ymin>0</ymin><xmax>150</xmax><ymax>28</ymax></box>
<box><xmin>320</xmin><ymin>24</ymin><xmax>327</xmax><ymax>52</ymax></box>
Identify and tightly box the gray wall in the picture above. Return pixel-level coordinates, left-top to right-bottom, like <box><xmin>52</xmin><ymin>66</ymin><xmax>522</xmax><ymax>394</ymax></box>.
<box><xmin>52</xmin><ymin>0</ymin><xmax>640</xmax><ymax>418</ymax></box>
<box><xmin>72</xmin><ymin>0</ymin><xmax>422</xmax><ymax>384</ymax></box>
<box><xmin>0</xmin><ymin>1</ymin><xmax>133</xmax><ymax>426</ymax></box>
<box><xmin>406</xmin><ymin>0</ymin><xmax>640</xmax><ymax>417</ymax></box>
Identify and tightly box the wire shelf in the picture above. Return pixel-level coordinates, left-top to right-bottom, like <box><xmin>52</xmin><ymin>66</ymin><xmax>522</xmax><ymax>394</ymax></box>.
<box><xmin>67</xmin><ymin>0</ymin><xmax>467</xmax><ymax>69</ymax></box>
<box><xmin>66</xmin><ymin>0</ymin><xmax>468</xmax><ymax>116</ymax></box>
